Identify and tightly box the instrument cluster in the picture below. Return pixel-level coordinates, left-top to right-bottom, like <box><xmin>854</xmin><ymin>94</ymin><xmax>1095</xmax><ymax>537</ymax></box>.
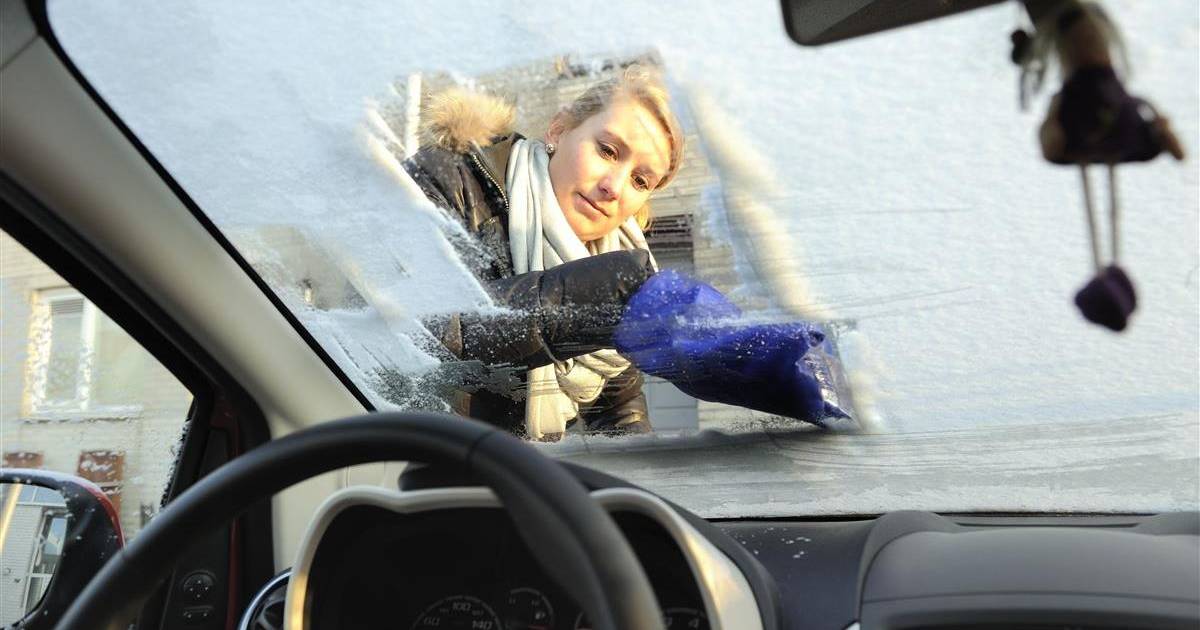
<box><xmin>303</xmin><ymin>505</ymin><xmax>709</xmax><ymax>630</ymax></box>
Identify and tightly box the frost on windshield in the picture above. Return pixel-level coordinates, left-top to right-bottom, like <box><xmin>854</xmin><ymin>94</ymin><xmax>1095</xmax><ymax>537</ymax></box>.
<box><xmin>343</xmin><ymin>52</ymin><xmax>868</xmax><ymax>433</ymax></box>
<box><xmin>206</xmin><ymin>49</ymin><xmax>869</xmax><ymax>433</ymax></box>
<box><xmin>46</xmin><ymin>0</ymin><xmax>1199</xmax><ymax>512</ymax></box>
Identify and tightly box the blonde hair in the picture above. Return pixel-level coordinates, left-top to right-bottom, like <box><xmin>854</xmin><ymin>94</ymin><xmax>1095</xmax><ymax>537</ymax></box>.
<box><xmin>554</xmin><ymin>64</ymin><xmax>684</xmax><ymax>231</ymax></box>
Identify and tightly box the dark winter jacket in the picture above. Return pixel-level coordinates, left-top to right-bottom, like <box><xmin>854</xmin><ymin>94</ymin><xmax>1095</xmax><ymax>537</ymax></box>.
<box><xmin>402</xmin><ymin>88</ymin><xmax>653</xmax><ymax>437</ymax></box>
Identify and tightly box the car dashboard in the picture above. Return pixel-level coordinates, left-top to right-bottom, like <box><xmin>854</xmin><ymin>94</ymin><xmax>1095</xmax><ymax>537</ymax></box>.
<box><xmin>247</xmin><ymin>469</ymin><xmax>1200</xmax><ymax>630</ymax></box>
<box><xmin>302</xmin><ymin>503</ymin><xmax>711</xmax><ymax>629</ymax></box>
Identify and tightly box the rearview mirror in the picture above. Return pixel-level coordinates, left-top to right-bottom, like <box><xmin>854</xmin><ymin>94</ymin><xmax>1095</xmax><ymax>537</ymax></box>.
<box><xmin>780</xmin><ymin>0</ymin><xmax>1006</xmax><ymax>46</ymax></box>
<box><xmin>0</xmin><ymin>469</ymin><xmax>123</xmax><ymax>629</ymax></box>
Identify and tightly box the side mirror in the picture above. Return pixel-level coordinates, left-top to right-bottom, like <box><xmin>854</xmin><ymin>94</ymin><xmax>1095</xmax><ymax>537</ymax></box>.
<box><xmin>0</xmin><ymin>469</ymin><xmax>123</xmax><ymax>629</ymax></box>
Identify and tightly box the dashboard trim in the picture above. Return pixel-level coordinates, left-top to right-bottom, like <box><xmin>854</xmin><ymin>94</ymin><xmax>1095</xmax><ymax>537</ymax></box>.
<box><xmin>590</xmin><ymin>488</ymin><xmax>763</xmax><ymax>630</ymax></box>
<box><xmin>284</xmin><ymin>485</ymin><xmax>764</xmax><ymax>630</ymax></box>
<box><xmin>238</xmin><ymin>569</ymin><xmax>290</xmax><ymax>630</ymax></box>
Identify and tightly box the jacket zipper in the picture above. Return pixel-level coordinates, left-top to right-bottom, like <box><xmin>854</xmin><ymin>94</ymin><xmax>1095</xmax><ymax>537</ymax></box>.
<box><xmin>469</xmin><ymin>150</ymin><xmax>509</xmax><ymax>211</ymax></box>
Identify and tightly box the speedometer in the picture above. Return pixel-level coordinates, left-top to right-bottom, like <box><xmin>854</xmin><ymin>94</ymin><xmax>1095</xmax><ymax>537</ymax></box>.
<box><xmin>409</xmin><ymin>595</ymin><xmax>503</xmax><ymax>630</ymax></box>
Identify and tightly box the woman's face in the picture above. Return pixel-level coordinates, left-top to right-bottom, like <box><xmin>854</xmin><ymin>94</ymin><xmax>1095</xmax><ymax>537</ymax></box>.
<box><xmin>546</xmin><ymin>97</ymin><xmax>671</xmax><ymax>242</ymax></box>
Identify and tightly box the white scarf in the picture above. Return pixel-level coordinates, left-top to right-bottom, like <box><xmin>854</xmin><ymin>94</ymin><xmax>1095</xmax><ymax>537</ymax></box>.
<box><xmin>505</xmin><ymin>138</ymin><xmax>657</xmax><ymax>439</ymax></box>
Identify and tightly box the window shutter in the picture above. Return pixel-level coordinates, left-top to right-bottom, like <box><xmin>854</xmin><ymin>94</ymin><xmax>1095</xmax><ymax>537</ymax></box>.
<box><xmin>49</xmin><ymin>297</ymin><xmax>85</xmax><ymax>316</ymax></box>
<box><xmin>3</xmin><ymin>451</ymin><xmax>44</xmax><ymax>468</ymax></box>
<box><xmin>76</xmin><ymin>450</ymin><xmax>124</xmax><ymax>513</ymax></box>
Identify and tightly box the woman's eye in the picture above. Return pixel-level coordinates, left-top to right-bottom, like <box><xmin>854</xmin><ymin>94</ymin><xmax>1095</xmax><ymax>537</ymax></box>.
<box><xmin>597</xmin><ymin>142</ymin><xmax>617</xmax><ymax>159</ymax></box>
<box><xmin>633</xmin><ymin>175</ymin><xmax>650</xmax><ymax>191</ymax></box>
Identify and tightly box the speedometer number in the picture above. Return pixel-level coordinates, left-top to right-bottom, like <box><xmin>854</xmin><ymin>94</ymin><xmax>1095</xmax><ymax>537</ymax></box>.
<box><xmin>410</xmin><ymin>595</ymin><xmax>503</xmax><ymax>630</ymax></box>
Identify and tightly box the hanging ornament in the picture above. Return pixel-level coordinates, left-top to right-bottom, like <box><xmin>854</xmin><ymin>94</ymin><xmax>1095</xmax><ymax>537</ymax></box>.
<box><xmin>1015</xmin><ymin>1</ymin><xmax>1185</xmax><ymax>332</ymax></box>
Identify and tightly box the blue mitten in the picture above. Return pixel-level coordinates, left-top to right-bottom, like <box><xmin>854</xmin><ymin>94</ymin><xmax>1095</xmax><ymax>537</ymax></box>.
<box><xmin>614</xmin><ymin>271</ymin><xmax>848</xmax><ymax>424</ymax></box>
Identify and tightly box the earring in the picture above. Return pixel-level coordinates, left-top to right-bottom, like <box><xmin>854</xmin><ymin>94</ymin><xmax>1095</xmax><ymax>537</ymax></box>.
<box><xmin>546</xmin><ymin>142</ymin><xmax>556</xmax><ymax>155</ymax></box>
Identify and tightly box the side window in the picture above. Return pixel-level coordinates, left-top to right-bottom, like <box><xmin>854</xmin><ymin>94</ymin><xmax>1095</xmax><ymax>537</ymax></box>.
<box><xmin>0</xmin><ymin>228</ymin><xmax>193</xmax><ymax>540</ymax></box>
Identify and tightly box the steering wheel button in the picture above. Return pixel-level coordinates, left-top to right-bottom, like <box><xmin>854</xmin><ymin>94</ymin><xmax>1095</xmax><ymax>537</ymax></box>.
<box><xmin>182</xmin><ymin>571</ymin><xmax>216</xmax><ymax>602</ymax></box>
<box><xmin>181</xmin><ymin>606</ymin><xmax>213</xmax><ymax>624</ymax></box>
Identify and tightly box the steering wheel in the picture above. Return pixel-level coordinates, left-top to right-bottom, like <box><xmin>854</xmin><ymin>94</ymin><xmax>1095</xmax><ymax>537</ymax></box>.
<box><xmin>57</xmin><ymin>412</ymin><xmax>665</xmax><ymax>630</ymax></box>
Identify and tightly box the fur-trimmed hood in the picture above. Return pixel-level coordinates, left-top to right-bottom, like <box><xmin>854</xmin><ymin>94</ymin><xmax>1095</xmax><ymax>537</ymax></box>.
<box><xmin>401</xmin><ymin>88</ymin><xmax>651</xmax><ymax>436</ymax></box>
<box><xmin>420</xmin><ymin>87</ymin><xmax>516</xmax><ymax>153</ymax></box>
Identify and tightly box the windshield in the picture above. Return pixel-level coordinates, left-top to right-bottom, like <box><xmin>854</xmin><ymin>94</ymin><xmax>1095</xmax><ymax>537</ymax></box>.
<box><xmin>50</xmin><ymin>0</ymin><xmax>1198</xmax><ymax>517</ymax></box>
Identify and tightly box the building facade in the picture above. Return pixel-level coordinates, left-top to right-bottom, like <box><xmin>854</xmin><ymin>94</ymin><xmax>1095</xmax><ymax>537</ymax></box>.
<box><xmin>1</xmin><ymin>230</ymin><xmax>193</xmax><ymax>544</ymax></box>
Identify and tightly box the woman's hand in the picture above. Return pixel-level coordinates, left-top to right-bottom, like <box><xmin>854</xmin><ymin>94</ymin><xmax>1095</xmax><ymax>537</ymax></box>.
<box><xmin>449</xmin><ymin>250</ymin><xmax>656</xmax><ymax>368</ymax></box>
<box><xmin>614</xmin><ymin>270</ymin><xmax>848</xmax><ymax>424</ymax></box>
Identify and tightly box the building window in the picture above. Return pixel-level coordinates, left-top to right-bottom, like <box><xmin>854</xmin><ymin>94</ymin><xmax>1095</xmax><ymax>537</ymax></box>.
<box><xmin>21</xmin><ymin>509</ymin><xmax>68</xmax><ymax>614</ymax></box>
<box><xmin>39</xmin><ymin>291</ymin><xmax>87</xmax><ymax>407</ymax></box>
<box><xmin>25</xmin><ymin>289</ymin><xmax>145</xmax><ymax>419</ymax></box>
<box><xmin>645</xmin><ymin>213</ymin><xmax>695</xmax><ymax>275</ymax></box>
